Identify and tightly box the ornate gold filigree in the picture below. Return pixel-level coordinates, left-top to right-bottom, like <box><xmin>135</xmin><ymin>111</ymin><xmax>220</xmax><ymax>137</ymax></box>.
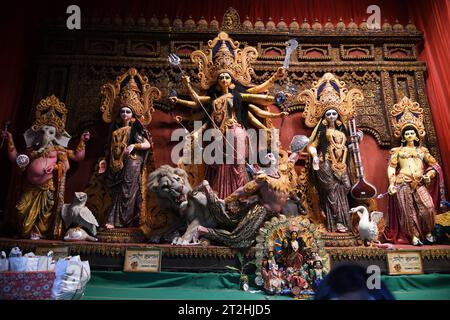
<box><xmin>100</xmin><ymin>67</ymin><xmax>161</xmax><ymax>125</ymax></box>
<box><xmin>0</xmin><ymin>238</ymin><xmax>255</xmax><ymax>259</ymax></box>
<box><xmin>31</xmin><ymin>95</ymin><xmax>68</xmax><ymax>135</ymax></box>
<box><xmin>390</xmin><ymin>96</ymin><xmax>425</xmax><ymax>139</ymax></box>
<box><xmin>320</xmin><ymin>233</ymin><xmax>359</xmax><ymax>248</ymax></box>
<box><xmin>436</xmin><ymin>212</ymin><xmax>450</xmax><ymax>227</ymax></box>
<box><xmin>191</xmin><ymin>32</ymin><xmax>258</xmax><ymax>90</ymax></box>
<box><xmin>109</xmin><ymin>126</ymin><xmax>130</xmax><ymax>173</ymax></box>
<box><xmin>96</xmin><ymin>228</ymin><xmax>146</xmax><ymax>243</ymax></box>
<box><xmin>221</xmin><ymin>7</ymin><xmax>241</xmax><ymax>31</ymax></box>
<box><xmin>326</xmin><ymin>247</ymin><xmax>387</xmax><ymax>260</ymax></box>
<box><xmin>421</xmin><ymin>249</ymin><xmax>450</xmax><ymax>260</ymax></box>
<box><xmin>299</xmin><ymin>73</ymin><xmax>364</xmax><ymax>127</ymax></box>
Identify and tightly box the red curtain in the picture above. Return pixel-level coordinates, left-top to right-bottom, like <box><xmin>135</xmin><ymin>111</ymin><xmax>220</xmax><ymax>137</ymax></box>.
<box><xmin>408</xmin><ymin>0</ymin><xmax>450</xmax><ymax>197</ymax></box>
<box><xmin>0</xmin><ymin>0</ymin><xmax>449</xmax><ymax>212</ymax></box>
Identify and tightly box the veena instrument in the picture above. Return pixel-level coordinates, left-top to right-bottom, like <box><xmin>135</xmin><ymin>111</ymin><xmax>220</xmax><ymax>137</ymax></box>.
<box><xmin>348</xmin><ymin>117</ymin><xmax>377</xmax><ymax>199</ymax></box>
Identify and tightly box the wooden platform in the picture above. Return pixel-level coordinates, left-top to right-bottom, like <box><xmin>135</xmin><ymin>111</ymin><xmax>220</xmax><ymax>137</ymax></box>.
<box><xmin>0</xmin><ymin>237</ymin><xmax>449</xmax><ymax>273</ymax></box>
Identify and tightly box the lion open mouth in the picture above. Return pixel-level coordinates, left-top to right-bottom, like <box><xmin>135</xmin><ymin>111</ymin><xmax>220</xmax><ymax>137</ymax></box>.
<box><xmin>176</xmin><ymin>193</ymin><xmax>186</xmax><ymax>204</ymax></box>
<box><xmin>173</xmin><ymin>185</ymin><xmax>186</xmax><ymax>204</ymax></box>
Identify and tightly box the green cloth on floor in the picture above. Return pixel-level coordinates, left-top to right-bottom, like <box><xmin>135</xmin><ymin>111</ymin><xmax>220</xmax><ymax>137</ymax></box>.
<box><xmin>82</xmin><ymin>271</ymin><xmax>291</xmax><ymax>300</ymax></box>
<box><xmin>382</xmin><ymin>274</ymin><xmax>450</xmax><ymax>300</ymax></box>
<box><xmin>82</xmin><ymin>271</ymin><xmax>450</xmax><ymax>300</ymax></box>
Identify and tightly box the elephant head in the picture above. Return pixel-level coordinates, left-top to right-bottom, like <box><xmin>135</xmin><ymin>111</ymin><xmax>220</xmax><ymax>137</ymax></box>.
<box><xmin>23</xmin><ymin>125</ymin><xmax>71</xmax><ymax>150</ymax></box>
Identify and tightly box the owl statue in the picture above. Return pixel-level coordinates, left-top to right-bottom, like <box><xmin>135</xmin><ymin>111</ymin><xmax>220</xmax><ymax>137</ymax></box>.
<box><xmin>62</xmin><ymin>192</ymin><xmax>99</xmax><ymax>237</ymax></box>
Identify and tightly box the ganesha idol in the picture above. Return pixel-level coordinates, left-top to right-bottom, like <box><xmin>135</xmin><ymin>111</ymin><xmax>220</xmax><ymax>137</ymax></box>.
<box><xmin>3</xmin><ymin>95</ymin><xmax>89</xmax><ymax>240</ymax></box>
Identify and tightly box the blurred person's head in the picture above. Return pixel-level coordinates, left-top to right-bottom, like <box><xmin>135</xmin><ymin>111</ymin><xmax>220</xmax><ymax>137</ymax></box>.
<box><xmin>315</xmin><ymin>264</ymin><xmax>395</xmax><ymax>300</ymax></box>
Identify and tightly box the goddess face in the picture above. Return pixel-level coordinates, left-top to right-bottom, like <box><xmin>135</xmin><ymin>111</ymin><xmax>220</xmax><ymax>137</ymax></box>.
<box><xmin>403</xmin><ymin>129</ymin><xmax>417</xmax><ymax>144</ymax></box>
<box><xmin>218</xmin><ymin>72</ymin><xmax>232</xmax><ymax>90</ymax></box>
<box><xmin>324</xmin><ymin>109</ymin><xmax>339</xmax><ymax>124</ymax></box>
<box><xmin>120</xmin><ymin>107</ymin><xmax>133</xmax><ymax>122</ymax></box>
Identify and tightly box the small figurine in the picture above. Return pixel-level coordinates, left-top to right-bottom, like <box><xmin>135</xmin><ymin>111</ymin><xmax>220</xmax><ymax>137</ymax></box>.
<box><xmin>283</xmin><ymin>230</ymin><xmax>305</xmax><ymax>269</ymax></box>
<box><xmin>266</xmin><ymin>250</ymin><xmax>277</xmax><ymax>270</ymax></box>
<box><xmin>62</xmin><ymin>192</ymin><xmax>99</xmax><ymax>237</ymax></box>
<box><xmin>285</xmin><ymin>267</ymin><xmax>308</xmax><ymax>293</ymax></box>
<box><xmin>309</xmin><ymin>257</ymin><xmax>326</xmax><ymax>290</ymax></box>
<box><xmin>266</xmin><ymin>263</ymin><xmax>283</xmax><ymax>294</ymax></box>
<box><xmin>239</xmin><ymin>274</ymin><xmax>249</xmax><ymax>291</ymax></box>
<box><xmin>259</xmin><ymin>256</ymin><xmax>270</xmax><ymax>286</ymax></box>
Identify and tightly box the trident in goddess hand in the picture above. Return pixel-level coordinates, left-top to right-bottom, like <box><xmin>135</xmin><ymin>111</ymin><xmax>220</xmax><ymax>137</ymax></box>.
<box><xmin>167</xmin><ymin>53</ymin><xmax>227</xmax><ymax>140</ymax></box>
<box><xmin>168</xmin><ymin>53</ymin><xmax>185</xmax><ymax>75</ymax></box>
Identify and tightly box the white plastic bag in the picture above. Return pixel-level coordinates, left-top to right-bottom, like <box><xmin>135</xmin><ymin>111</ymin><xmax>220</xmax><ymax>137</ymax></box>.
<box><xmin>9</xmin><ymin>257</ymin><xmax>27</xmax><ymax>271</ymax></box>
<box><xmin>37</xmin><ymin>256</ymin><xmax>52</xmax><ymax>271</ymax></box>
<box><xmin>24</xmin><ymin>253</ymin><xmax>40</xmax><ymax>272</ymax></box>
<box><xmin>51</xmin><ymin>256</ymin><xmax>91</xmax><ymax>300</ymax></box>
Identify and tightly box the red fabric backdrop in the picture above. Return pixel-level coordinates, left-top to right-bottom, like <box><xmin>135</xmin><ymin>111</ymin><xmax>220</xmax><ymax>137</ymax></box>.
<box><xmin>0</xmin><ymin>0</ymin><xmax>448</xmax><ymax>217</ymax></box>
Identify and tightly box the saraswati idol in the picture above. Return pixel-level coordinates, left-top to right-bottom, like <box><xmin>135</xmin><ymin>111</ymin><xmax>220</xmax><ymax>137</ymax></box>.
<box><xmin>299</xmin><ymin>73</ymin><xmax>376</xmax><ymax>233</ymax></box>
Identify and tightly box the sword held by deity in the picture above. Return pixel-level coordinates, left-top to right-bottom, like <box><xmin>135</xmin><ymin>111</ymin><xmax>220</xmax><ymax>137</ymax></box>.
<box><xmin>283</xmin><ymin>39</ymin><xmax>298</xmax><ymax>69</ymax></box>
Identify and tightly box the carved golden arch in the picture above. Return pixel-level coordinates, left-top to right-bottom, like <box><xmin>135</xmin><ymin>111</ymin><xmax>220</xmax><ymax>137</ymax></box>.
<box><xmin>221</xmin><ymin>7</ymin><xmax>240</xmax><ymax>31</ymax></box>
<box><xmin>191</xmin><ymin>32</ymin><xmax>258</xmax><ymax>90</ymax></box>
<box><xmin>390</xmin><ymin>96</ymin><xmax>426</xmax><ymax>139</ymax></box>
<box><xmin>100</xmin><ymin>67</ymin><xmax>161</xmax><ymax>126</ymax></box>
<box><xmin>31</xmin><ymin>95</ymin><xmax>68</xmax><ymax>135</ymax></box>
<box><xmin>299</xmin><ymin>72</ymin><xmax>364</xmax><ymax>128</ymax></box>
